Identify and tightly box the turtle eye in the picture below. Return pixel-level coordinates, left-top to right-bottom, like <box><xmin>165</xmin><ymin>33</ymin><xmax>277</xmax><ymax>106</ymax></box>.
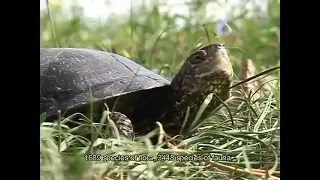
<box><xmin>189</xmin><ymin>50</ymin><xmax>206</xmax><ymax>64</ymax></box>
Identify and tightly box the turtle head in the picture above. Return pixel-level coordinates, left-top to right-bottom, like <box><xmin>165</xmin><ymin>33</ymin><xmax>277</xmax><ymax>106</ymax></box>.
<box><xmin>171</xmin><ymin>43</ymin><xmax>232</xmax><ymax>96</ymax></box>
<box><xmin>168</xmin><ymin>43</ymin><xmax>233</xmax><ymax>132</ymax></box>
<box><xmin>184</xmin><ymin>43</ymin><xmax>232</xmax><ymax>82</ymax></box>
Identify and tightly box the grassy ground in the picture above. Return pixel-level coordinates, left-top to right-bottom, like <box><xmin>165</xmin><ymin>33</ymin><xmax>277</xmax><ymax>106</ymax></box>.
<box><xmin>40</xmin><ymin>1</ymin><xmax>280</xmax><ymax>179</ymax></box>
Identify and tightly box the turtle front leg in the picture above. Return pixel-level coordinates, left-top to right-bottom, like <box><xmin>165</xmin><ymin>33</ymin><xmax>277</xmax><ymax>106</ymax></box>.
<box><xmin>110</xmin><ymin>112</ymin><xmax>135</xmax><ymax>140</ymax></box>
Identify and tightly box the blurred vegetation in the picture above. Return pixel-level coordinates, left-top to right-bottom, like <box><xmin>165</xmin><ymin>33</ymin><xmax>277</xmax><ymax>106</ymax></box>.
<box><xmin>40</xmin><ymin>0</ymin><xmax>280</xmax><ymax>79</ymax></box>
<box><xmin>40</xmin><ymin>1</ymin><xmax>280</xmax><ymax>179</ymax></box>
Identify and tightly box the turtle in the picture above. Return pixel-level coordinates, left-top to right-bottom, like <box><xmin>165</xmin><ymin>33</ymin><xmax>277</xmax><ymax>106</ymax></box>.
<box><xmin>40</xmin><ymin>43</ymin><xmax>233</xmax><ymax>140</ymax></box>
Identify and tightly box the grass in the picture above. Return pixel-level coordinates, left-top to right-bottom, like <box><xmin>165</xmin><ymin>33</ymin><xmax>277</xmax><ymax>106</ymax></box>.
<box><xmin>40</xmin><ymin>86</ymin><xmax>280</xmax><ymax>179</ymax></box>
<box><xmin>40</xmin><ymin>1</ymin><xmax>280</xmax><ymax>179</ymax></box>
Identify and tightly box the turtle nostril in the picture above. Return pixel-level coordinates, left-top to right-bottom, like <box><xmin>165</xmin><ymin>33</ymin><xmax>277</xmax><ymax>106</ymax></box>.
<box><xmin>216</xmin><ymin>44</ymin><xmax>224</xmax><ymax>49</ymax></box>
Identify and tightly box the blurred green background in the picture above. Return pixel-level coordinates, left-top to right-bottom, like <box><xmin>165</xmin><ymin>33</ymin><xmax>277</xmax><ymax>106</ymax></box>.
<box><xmin>40</xmin><ymin>0</ymin><xmax>280</xmax><ymax>79</ymax></box>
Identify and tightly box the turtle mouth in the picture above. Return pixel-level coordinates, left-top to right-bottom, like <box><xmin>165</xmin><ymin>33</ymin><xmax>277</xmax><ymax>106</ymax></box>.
<box><xmin>216</xmin><ymin>48</ymin><xmax>228</xmax><ymax>60</ymax></box>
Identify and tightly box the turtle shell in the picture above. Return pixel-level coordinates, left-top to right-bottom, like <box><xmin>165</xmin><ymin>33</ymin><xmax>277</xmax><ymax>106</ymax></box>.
<box><xmin>40</xmin><ymin>48</ymin><xmax>170</xmax><ymax>118</ymax></box>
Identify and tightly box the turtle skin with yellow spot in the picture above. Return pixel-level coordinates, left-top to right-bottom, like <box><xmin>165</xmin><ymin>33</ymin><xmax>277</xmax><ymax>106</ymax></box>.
<box><xmin>40</xmin><ymin>44</ymin><xmax>233</xmax><ymax>140</ymax></box>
